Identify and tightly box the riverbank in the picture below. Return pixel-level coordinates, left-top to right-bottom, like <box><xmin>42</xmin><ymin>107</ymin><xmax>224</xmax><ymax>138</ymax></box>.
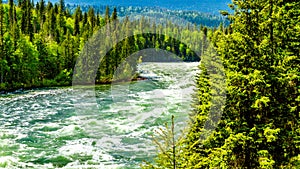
<box><xmin>0</xmin><ymin>73</ymin><xmax>144</xmax><ymax>94</ymax></box>
<box><xmin>0</xmin><ymin>62</ymin><xmax>199</xmax><ymax>168</ymax></box>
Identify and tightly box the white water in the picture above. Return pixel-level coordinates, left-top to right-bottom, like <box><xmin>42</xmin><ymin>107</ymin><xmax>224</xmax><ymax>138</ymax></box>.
<box><xmin>0</xmin><ymin>62</ymin><xmax>199</xmax><ymax>168</ymax></box>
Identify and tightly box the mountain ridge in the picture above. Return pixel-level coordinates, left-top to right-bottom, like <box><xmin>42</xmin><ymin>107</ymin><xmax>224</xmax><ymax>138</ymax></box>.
<box><xmin>52</xmin><ymin>0</ymin><xmax>231</xmax><ymax>14</ymax></box>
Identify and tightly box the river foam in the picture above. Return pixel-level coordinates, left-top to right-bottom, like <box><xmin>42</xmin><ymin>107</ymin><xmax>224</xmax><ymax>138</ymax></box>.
<box><xmin>0</xmin><ymin>62</ymin><xmax>199</xmax><ymax>168</ymax></box>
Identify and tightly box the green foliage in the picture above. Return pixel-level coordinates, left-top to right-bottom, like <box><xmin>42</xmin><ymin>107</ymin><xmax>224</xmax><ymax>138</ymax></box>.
<box><xmin>142</xmin><ymin>115</ymin><xmax>185</xmax><ymax>169</ymax></box>
<box><xmin>0</xmin><ymin>161</ymin><xmax>7</xmax><ymax>168</ymax></box>
<box><xmin>258</xmin><ymin>150</ymin><xmax>275</xmax><ymax>168</ymax></box>
<box><xmin>0</xmin><ymin>1</ymin><xmax>203</xmax><ymax>92</ymax></box>
<box><xmin>149</xmin><ymin>0</ymin><xmax>300</xmax><ymax>168</ymax></box>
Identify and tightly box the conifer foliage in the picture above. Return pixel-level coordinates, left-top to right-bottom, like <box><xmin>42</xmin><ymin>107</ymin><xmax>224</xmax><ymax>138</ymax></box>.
<box><xmin>0</xmin><ymin>1</ymin><xmax>202</xmax><ymax>91</ymax></box>
<box><xmin>144</xmin><ymin>0</ymin><xmax>299</xmax><ymax>168</ymax></box>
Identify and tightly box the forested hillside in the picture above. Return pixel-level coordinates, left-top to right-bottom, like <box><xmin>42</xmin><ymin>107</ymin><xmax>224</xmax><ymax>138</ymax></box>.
<box><xmin>53</xmin><ymin>0</ymin><xmax>231</xmax><ymax>14</ymax></box>
<box><xmin>66</xmin><ymin>5</ymin><xmax>228</xmax><ymax>27</ymax></box>
<box><xmin>1</xmin><ymin>0</ymin><xmax>299</xmax><ymax>168</ymax></box>
<box><xmin>0</xmin><ymin>0</ymin><xmax>205</xmax><ymax>92</ymax></box>
<box><xmin>144</xmin><ymin>0</ymin><xmax>300</xmax><ymax>168</ymax></box>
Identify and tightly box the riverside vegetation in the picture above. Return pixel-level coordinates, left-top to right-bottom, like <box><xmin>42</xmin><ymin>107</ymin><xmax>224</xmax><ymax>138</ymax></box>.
<box><xmin>0</xmin><ymin>0</ymin><xmax>299</xmax><ymax>168</ymax></box>
<box><xmin>143</xmin><ymin>0</ymin><xmax>300</xmax><ymax>168</ymax></box>
<box><xmin>0</xmin><ymin>0</ymin><xmax>204</xmax><ymax>91</ymax></box>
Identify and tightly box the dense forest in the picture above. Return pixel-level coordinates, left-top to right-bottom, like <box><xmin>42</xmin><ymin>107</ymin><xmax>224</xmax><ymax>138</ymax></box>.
<box><xmin>0</xmin><ymin>0</ymin><xmax>205</xmax><ymax>91</ymax></box>
<box><xmin>144</xmin><ymin>0</ymin><xmax>300</xmax><ymax>168</ymax></box>
<box><xmin>0</xmin><ymin>0</ymin><xmax>299</xmax><ymax>168</ymax></box>
<box><xmin>51</xmin><ymin>0</ymin><xmax>231</xmax><ymax>14</ymax></box>
<box><xmin>65</xmin><ymin>4</ymin><xmax>229</xmax><ymax>27</ymax></box>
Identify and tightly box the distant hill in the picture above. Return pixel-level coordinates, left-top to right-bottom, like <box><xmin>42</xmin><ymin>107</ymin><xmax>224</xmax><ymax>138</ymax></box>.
<box><xmin>52</xmin><ymin>0</ymin><xmax>231</xmax><ymax>14</ymax></box>
<box><xmin>3</xmin><ymin>0</ymin><xmax>231</xmax><ymax>27</ymax></box>
<box><xmin>65</xmin><ymin>4</ymin><xmax>229</xmax><ymax>27</ymax></box>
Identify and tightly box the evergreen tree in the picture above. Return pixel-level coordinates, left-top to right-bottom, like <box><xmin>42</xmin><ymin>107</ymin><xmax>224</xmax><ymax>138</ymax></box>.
<box><xmin>87</xmin><ymin>7</ymin><xmax>95</xmax><ymax>30</ymax></box>
<box><xmin>0</xmin><ymin>0</ymin><xmax>4</xmax><ymax>83</ymax></box>
<box><xmin>104</xmin><ymin>6</ymin><xmax>110</xmax><ymax>24</ymax></box>
<box><xmin>39</xmin><ymin>0</ymin><xmax>45</xmax><ymax>26</ymax></box>
<box><xmin>177</xmin><ymin>0</ymin><xmax>300</xmax><ymax>168</ymax></box>
<box><xmin>59</xmin><ymin>0</ymin><xmax>65</xmax><ymax>13</ymax></box>
<box><xmin>0</xmin><ymin>2</ymin><xmax>201</xmax><ymax>91</ymax></box>
<box><xmin>73</xmin><ymin>6</ymin><xmax>80</xmax><ymax>36</ymax></box>
<box><xmin>111</xmin><ymin>7</ymin><xmax>117</xmax><ymax>21</ymax></box>
<box><xmin>26</xmin><ymin>0</ymin><xmax>33</xmax><ymax>40</ymax></box>
<box><xmin>9</xmin><ymin>0</ymin><xmax>14</xmax><ymax>28</ymax></box>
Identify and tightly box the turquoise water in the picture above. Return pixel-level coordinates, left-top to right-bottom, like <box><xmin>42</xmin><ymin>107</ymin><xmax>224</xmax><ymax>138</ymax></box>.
<box><xmin>0</xmin><ymin>62</ymin><xmax>199</xmax><ymax>168</ymax></box>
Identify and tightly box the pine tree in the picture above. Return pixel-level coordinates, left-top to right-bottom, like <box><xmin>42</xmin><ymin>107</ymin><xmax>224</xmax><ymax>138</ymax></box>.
<box><xmin>0</xmin><ymin>0</ymin><xmax>3</xmax><ymax>41</ymax></box>
<box><xmin>87</xmin><ymin>7</ymin><xmax>95</xmax><ymax>30</ymax></box>
<box><xmin>49</xmin><ymin>8</ymin><xmax>56</xmax><ymax>37</ymax></box>
<box><xmin>26</xmin><ymin>0</ymin><xmax>34</xmax><ymax>40</ymax></box>
<box><xmin>111</xmin><ymin>7</ymin><xmax>117</xmax><ymax>21</ymax></box>
<box><xmin>10</xmin><ymin>6</ymin><xmax>19</xmax><ymax>51</ymax></box>
<box><xmin>18</xmin><ymin>0</ymin><xmax>23</xmax><ymax>7</ymax></box>
<box><xmin>59</xmin><ymin>0</ymin><xmax>65</xmax><ymax>13</ymax></box>
<box><xmin>104</xmin><ymin>6</ymin><xmax>110</xmax><ymax>24</ymax></box>
<box><xmin>73</xmin><ymin>6</ymin><xmax>80</xmax><ymax>36</ymax></box>
<box><xmin>111</xmin><ymin>7</ymin><xmax>118</xmax><ymax>30</ymax></box>
<box><xmin>9</xmin><ymin>0</ymin><xmax>14</xmax><ymax>28</ymax></box>
<box><xmin>0</xmin><ymin>0</ymin><xmax>4</xmax><ymax>83</ymax></box>
<box><xmin>39</xmin><ymin>0</ymin><xmax>45</xmax><ymax>26</ymax></box>
<box><xmin>179</xmin><ymin>0</ymin><xmax>300</xmax><ymax>168</ymax></box>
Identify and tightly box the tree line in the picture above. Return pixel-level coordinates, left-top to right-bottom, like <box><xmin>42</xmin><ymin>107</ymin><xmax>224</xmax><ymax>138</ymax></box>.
<box><xmin>66</xmin><ymin>4</ymin><xmax>228</xmax><ymax>28</ymax></box>
<box><xmin>0</xmin><ymin>0</ymin><xmax>205</xmax><ymax>91</ymax></box>
<box><xmin>144</xmin><ymin>0</ymin><xmax>300</xmax><ymax>168</ymax></box>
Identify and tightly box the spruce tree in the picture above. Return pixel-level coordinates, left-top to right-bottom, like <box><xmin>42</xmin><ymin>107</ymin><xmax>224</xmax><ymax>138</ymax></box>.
<box><xmin>0</xmin><ymin>0</ymin><xmax>3</xmax><ymax>83</ymax></box>
<box><xmin>179</xmin><ymin>0</ymin><xmax>300</xmax><ymax>168</ymax></box>
<box><xmin>104</xmin><ymin>6</ymin><xmax>110</xmax><ymax>24</ymax></box>
<box><xmin>73</xmin><ymin>7</ymin><xmax>80</xmax><ymax>36</ymax></box>
<box><xmin>59</xmin><ymin>0</ymin><xmax>65</xmax><ymax>13</ymax></box>
<box><xmin>9</xmin><ymin>0</ymin><xmax>14</xmax><ymax>28</ymax></box>
<box><xmin>111</xmin><ymin>7</ymin><xmax>117</xmax><ymax>21</ymax></box>
<box><xmin>39</xmin><ymin>0</ymin><xmax>45</xmax><ymax>26</ymax></box>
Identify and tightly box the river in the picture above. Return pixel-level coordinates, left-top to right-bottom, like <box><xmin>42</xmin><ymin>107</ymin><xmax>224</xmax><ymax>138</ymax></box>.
<box><xmin>0</xmin><ymin>62</ymin><xmax>199</xmax><ymax>168</ymax></box>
